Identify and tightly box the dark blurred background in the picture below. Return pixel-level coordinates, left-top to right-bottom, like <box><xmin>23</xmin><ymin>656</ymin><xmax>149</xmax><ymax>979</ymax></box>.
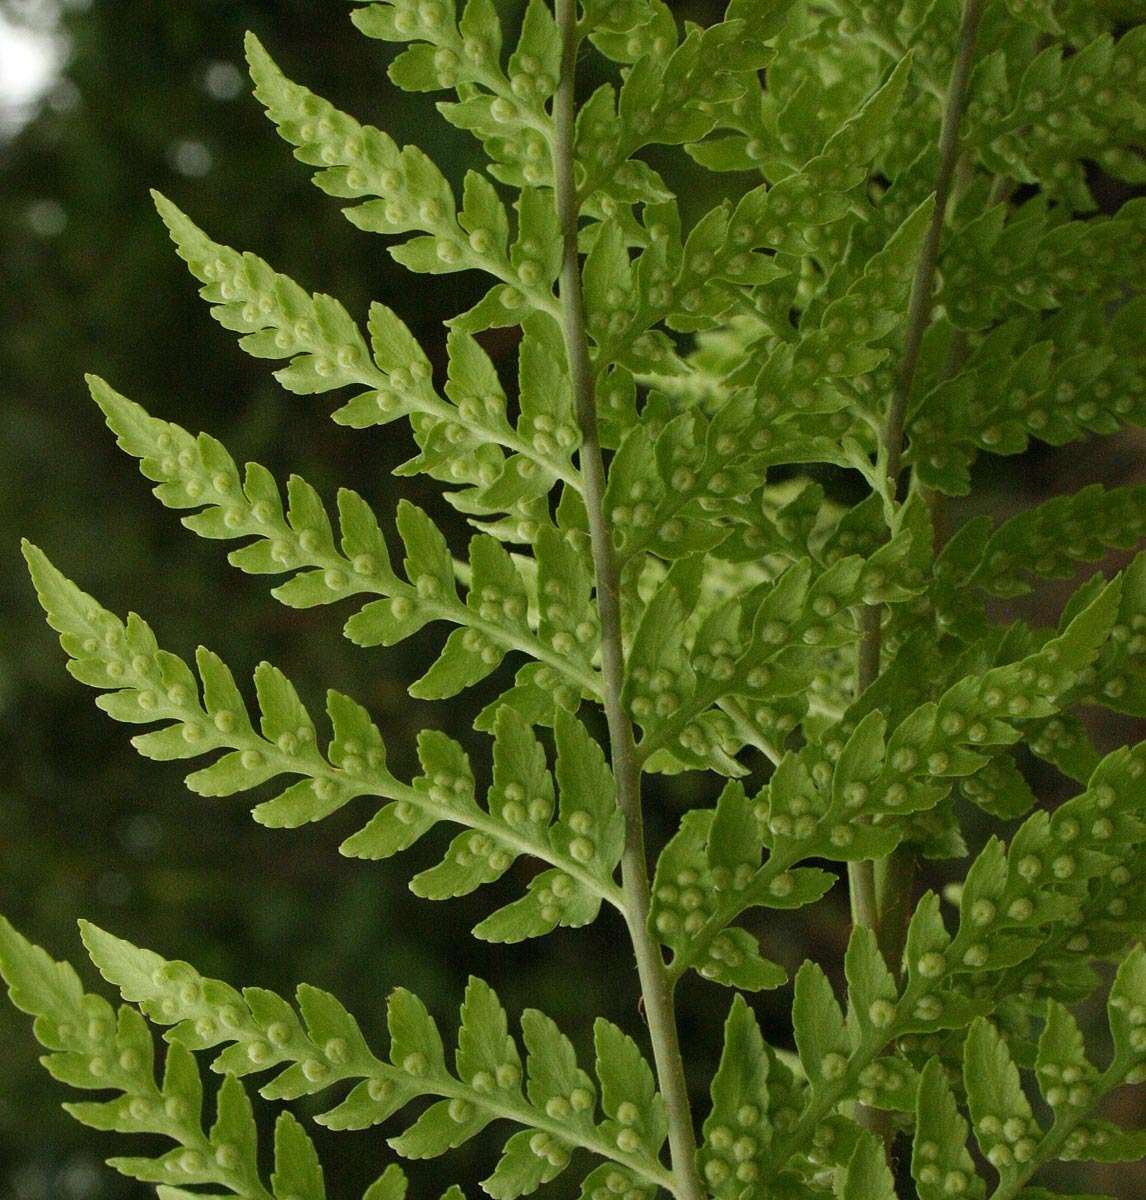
<box><xmin>0</xmin><ymin>2</ymin><xmax>1143</xmax><ymax>1197</ymax></box>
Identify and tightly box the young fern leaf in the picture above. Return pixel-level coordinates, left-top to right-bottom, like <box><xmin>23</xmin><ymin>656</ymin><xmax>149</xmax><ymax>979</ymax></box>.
<box><xmin>244</xmin><ymin>33</ymin><xmax>562</xmax><ymax>326</ymax></box>
<box><xmin>964</xmin><ymin>1018</ymin><xmax>1041</xmax><ymax>1181</ymax></box>
<box><xmin>77</xmin><ymin>922</ymin><xmax>674</xmax><ymax>1197</ymax></box>
<box><xmin>152</xmin><ymin>197</ymin><xmax>581</xmax><ymax>505</ymax></box>
<box><xmin>698</xmin><ymin>995</ymin><xmax>771</xmax><ymax>1195</ymax></box>
<box><xmin>836</xmin><ymin>1131</ymin><xmax>897</xmax><ymax>1199</ymax></box>
<box><xmin>593</xmin><ymin>1019</ymin><xmax>668</xmax><ymax>1163</ymax></box>
<box><xmin>627</xmin><ymin>542</ymin><xmax>925</xmax><ymax>774</ymax></box>
<box><xmin>648</xmin><ymin>576</ymin><xmax>1122</xmax><ymax>987</ymax></box>
<box><xmin>153</xmin><ymin>191</ymin><xmax>374</xmax><ymax>397</ymax></box>
<box><xmin>1074</xmin><ymin>553</ymin><xmax>1146</xmax><ymax>720</ymax></box>
<box><xmin>955</xmin><ymin>484</ymin><xmax>1146</xmax><ymax>600</ymax></box>
<box><xmin>0</xmin><ymin>917</ymin><xmax>348</xmax><ymax>1200</ymax></box>
<box><xmin>22</xmin><ymin>542</ymin><xmax>622</xmax><ymax>933</ymax></box>
<box><xmin>354</xmin><ymin>0</ymin><xmax>563</xmax><ymax>194</ymax></box>
<box><xmin>89</xmin><ymin>378</ymin><xmax>599</xmax><ymax>704</ymax></box>
<box><xmin>910</xmin><ymin>297</ymin><xmax>1146</xmax><ymax>495</ymax></box>
<box><xmin>939</xmin><ymin>948</ymin><xmax>1146</xmax><ymax>1195</ymax></box>
<box><xmin>792</xmin><ymin>962</ymin><xmax>852</xmax><ymax>1102</ymax></box>
<box><xmin>722</xmin><ymin>736</ymin><xmax>1146</xmax><ymax>1186</ymax></box>
<box><xmin>649</xmin><ymin>782</ymin><xmax>834</xmax><ymax>990</ymax></box>
<box><xmin>913</xmin><ymin>1059</ymin><xmax>982</xmax><ymax>1200</ymax></box>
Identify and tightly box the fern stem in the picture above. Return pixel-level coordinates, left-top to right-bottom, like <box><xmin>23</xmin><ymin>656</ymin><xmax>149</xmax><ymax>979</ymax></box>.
<box><xmin>848</xmin><ymin>0</ymin><xmax>985</xmax><ymax>1145</ymax></box>
<box><xmin>850</xmin><ymin>0</ymin><xmax>985</xmax><ymax>933</ymax></box>
<box><xmin>885</xmin><ymin>0</ymin><xmax>985</xmax><ymax>485</ymax></box>
<box><xmin>552</xmin><ymin>8</ymin><xmax>702</xmax><ymax>1200</ymax></box>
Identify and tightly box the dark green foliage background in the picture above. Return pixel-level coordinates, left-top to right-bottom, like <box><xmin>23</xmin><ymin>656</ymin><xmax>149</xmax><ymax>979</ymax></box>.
<box><xmin>0</xmin><ymin>2</ymin><xmax>1142</xmax><ymax>1197</ymax></box>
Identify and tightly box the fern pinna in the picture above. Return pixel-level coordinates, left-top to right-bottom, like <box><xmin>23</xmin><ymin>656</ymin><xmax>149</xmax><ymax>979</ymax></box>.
<box><xmin>5</xmin><ymin>1</ymin><xmax>1146</xmax><ymax>1198</ymax></box>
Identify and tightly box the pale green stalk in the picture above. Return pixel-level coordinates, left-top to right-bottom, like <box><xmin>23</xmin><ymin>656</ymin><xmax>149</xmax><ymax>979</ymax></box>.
<box><xmin>552</xmin><ymin>6</ymin><xmax>703</xmax><ymax>1199</ymax></box>
<box><xmin>850</xmin><ymin>0</ymin><xmax>986</xmax><ymax>950</ymax></box>
<box><xmin>849</xmin><ymin>0</ymin><xmax>986</xmax><ymax>1145</ymax></box>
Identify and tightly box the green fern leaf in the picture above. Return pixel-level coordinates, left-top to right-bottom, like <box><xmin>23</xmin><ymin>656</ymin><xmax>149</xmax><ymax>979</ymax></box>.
<box><xmin>836</xmin><ymin>1130</ymin><xmax>897</xmax><ymax>1199</ymax></box>
<box><xmin>912</xmin><ymin>1059</ymin><xmax>983</xmax><ymax>1200</ymax></box>
<box><xmin>699</xmin><ymin>995</ymin><xmax>771</xmax><ymax>1195</ymax></box>
<box><xmin>0</xmin><ymin>919</ymin><xmax>297</xmax><ymax>1200</ymax></box>
<box><xmin>79</xmin><ymin>922</ymin><xmax>675</xmax><ymax>1192</ymax></box>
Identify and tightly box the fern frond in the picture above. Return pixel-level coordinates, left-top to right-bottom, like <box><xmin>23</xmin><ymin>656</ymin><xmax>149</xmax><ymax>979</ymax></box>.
<box><xmin>655</xmin><ymin>578</ymin><xmax>1126</xmax><ymax>987</ymax></box>
<box><xmin>150</xmin><ymin>200</ymin><xmax>582</xmax><ymax>497</ymax></box>
<box><xmin>627</xmin><ymin>543</ymin><xmax>927</xmax><ymax>772</ymax></box>
<box><xmin>153</xmin><ymin>191</ymin><xmax>375</xmax><ymax>396</ymax></box>
<box><xmin>925</xmin><ymin>945</ymin><xmax>1146</xmax><ymax>1197</ymax></box>
<box><xmin>10</xmin><ymin>1</ymin><xmax>1146</xmax><ymax>1196</ymax></box>
<box><xmin>744</xmin><ymin>731</ymin><xmax>1146</xmax><ymax>1183</ymax></box>
<box><xmin>89</xmin><ymin>379</ymin><xmax>598</xmax><ymax>698</ymax></box>
<box><xmin>244</xmin><ymin>33</ymin><xmax>561</xmax><ymax>324</ymax></box>
<box><xmin>79</xmin><ymin>922</ymin><xmax>675</xmax><ymax>1197</ymax></box>
<box><xmin>911</xmin><ymin>300</ymin><xmax>1146</xmax><ymax>495</ymax></box>
<box><xmin>0</xmin><ymin>918</ymin><xmax>333</xmax><ymax>1200</ymax></box>
<box><xmin>354</xmin><ymin>0</ymin><xmax>560</xmax><ymax>190</ymax></box>
<box><xmin>929</xmin><ymin>483</ymin><xmax>1146</xmax><ymax>624</ymax></box>
<box><xmin>22</xmin><ymin>543</ymin><xmax>622</xmax><ymax>931</ymax></box>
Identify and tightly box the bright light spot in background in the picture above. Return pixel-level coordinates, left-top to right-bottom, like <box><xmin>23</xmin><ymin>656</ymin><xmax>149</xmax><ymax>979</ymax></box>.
<box><xmin>0</xmin><ymin>5</ymin><xmax>66</xmax><ymax>134</ymax></box>
<box><xmin>26</xmin><ymin>197</ymin><xmax>66</xmax><ymax>235</ymax></box>
<box><xmin>203</xmin><ymin>59</ymin><xmax>243</xmax><ymax>102</ymax></box>
<box><xmin>167</xmin><ymin>137</ymin><xmax>214</xmax><ymax>177</ymax></box>
<box><xmin>0</xmin><ymin>17</ymin><xmax>58</xmax><ymax>105</ymax></box>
